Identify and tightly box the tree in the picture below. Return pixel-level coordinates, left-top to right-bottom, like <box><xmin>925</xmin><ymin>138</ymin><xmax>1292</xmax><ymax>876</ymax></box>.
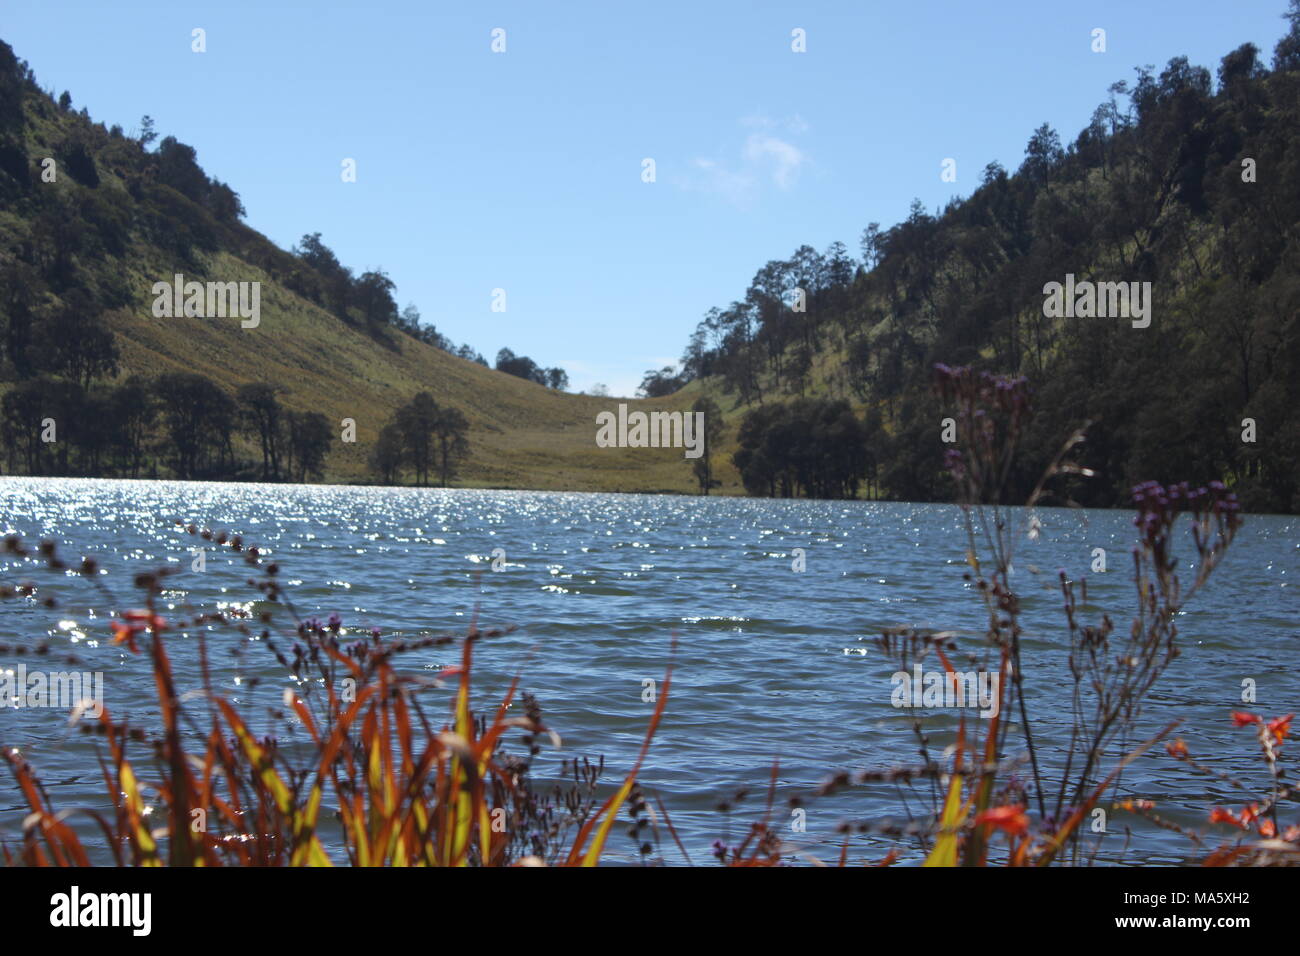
<box><xmin>138</xmin><ymin>115</ymin><xmax>157</xmax><ymax>149</ymax></box>
<box><xmin>0</xmin><ymin>260</ymin><xmax>44</xmax><ymax>376</ymax></box>
<box><xmin>293</xmin><ymin>233</ymin><xmax>353</xmax><ymax>319</ymax></box>
<box><xmin>690</xmin><ymin>396</ymin><xmax>726</xmax><ymax>494</ymax></box>
<box><xmin>432</xmin><ymin>405</ymin><xmax>470</xmax><ymax>487</ymax></box>
<box><xmin>456</xmin><ymin>344</ymin><xmax>488</xmax><ymax>366</ymax></box>
<box><xmin>545</xmin><ymin>367</ymin><xmax>569</xmax><ymax>391</ymax></box>
<box><xmin>208</xmin><ymin>180</ymin><xmax>245</xmax><ymax>221</ymax></box>
<box><xmin>107</xmin><ymin>376</ymin><xmax>156</xmax><ymax>478</ymax></box>
<box><xmin>355</xmin><ymin>269</ymin><xmax>398</xmax><ymax>326</ymax></box>
<box><xmin>58</xmin><ymin>134</ymin><xmax>99</xmax><ymax>187</ymax></box>
<box><xmin>0</xmin><ymin>40</ymin><xmax>26</xmax><ymax>136</ymax></box>
<box><xmin>376</xmin><ymin>392</ymin><xmax>472</xmax><ymax>486</ymax></box>
<box><xmin>732</xmin><ymin>403</ymin><xmax>788</xmax><ymax>497</ymax></box>
<box><xmin>237</xmin><ymin>383</ymin><xmax>285</xmax><ymax>480</ymax></box>
<box><xmin>284</xmin><ymin>410</ymin><xmax>332</xmax><ymax>482</ymax></box>
<box><xmin>1</xmin><ymin>379</ymin><xmax>49</xmax><ymax>473</ymax></box>
<box><xmin>1275</xmin><ymin>0</ymin><xmax>1300</xmax><ymax>71</ymax></box>
<box><xmin>787</xmin><ymin>345</ymin><xmax>813</xmax><ymax>397</ymax></box>
<box><xmin>397</xmin><ymin>303</ymin><xmax>426</xmax><ymax>337</ymax></box>
<box><xmin>29</xmin><ymin>196</ymin><xmax>81</xmax><ymax>289</ymax></box>
<box><xmin>155</xmin><ymin>136</ymin><xmax>209</xmax><ymax>203</ymax></box>
<box><xmin>495</xmin><ymin>347</ymin><xmax>547</xmax><ymax>384</ymax></box>
<box><xmin>40</xmin><ymin>296</ymin><xmax>119</xmax><ymax>389</ymax></box>
<box><xmin>981</xmin><ymin>161</ymin><xmax>1007</xmax><ymax>187</ymax></box>
<box><xmin>1218</xmin><ymin>43</ymin><xmax>1263</xmax><ymax>93</ymax></box>
<box><xmin>1021</xmin><ymin>123</ymin><xmax>1063</xmax><ymax>184</ymax></box>
<box><xmin>395</xmin><ymin>392</ymin><xmax>440</xmax><ymax>486</ymax></box>
<box><xmin>637</xmin><ymin>366</ymin><xmax>683</xmax><ymax>398</ymax></box>
<box><xmin>294</xmin><ymin>232</ymin><xmax>343</xmax><ymax>274</ymax></box>
<box><xmin>680</xmin><ymin>325</ymin><xmax>713</xmax><ymax>381</ymax></box>
<box><xmin>370</xmin><ymin>422</ymin><xmax>404</xmax><ymax>484</ymax></box>
<box><xmin>153</xmin><ymin>373</ymin><xmax>236</xmax><ymax>479</ymax></box>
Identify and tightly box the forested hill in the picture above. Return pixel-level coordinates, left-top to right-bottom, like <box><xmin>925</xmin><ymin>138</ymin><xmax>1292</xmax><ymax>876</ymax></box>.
<box><xmin>0</xmin><ymin>38</ymin><xmax>700</xmax><ymax>493</ymax></box>
<box><xmin>672</xmin><ymin>18</ymin><xmax>1300</xmax><ymax>513</ymax></box>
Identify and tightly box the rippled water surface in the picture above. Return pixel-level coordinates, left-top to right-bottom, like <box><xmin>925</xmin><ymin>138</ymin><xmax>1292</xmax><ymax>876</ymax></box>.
<box><xmin>1</xmin><ymin>478</ymin><xmax>1296</xmax><ymax>864</ymax></box>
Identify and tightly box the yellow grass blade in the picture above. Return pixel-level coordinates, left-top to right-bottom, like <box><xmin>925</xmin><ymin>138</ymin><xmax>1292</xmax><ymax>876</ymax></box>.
<box><xmin>119</xmin><ymin>762</ymin><xmax>161</xmax><ymax>866</ymax></box>
<box><xmin>923</xmin><ymin>773</ymin><xmax>967</xmax><ymax>867</ymax></box>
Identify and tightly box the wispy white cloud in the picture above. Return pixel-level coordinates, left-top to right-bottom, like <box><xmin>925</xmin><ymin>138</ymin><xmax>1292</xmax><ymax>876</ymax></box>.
<box><xmin>740</xmin><ymin>113</ymin><xmax>809</xmax><ymax>135</ymax></box>
<box><xmin>742</xmin><ymin>134</ymin><xmax>805</xmax><ymax>189</ymax></box>
<box><xmin>676</xmin><ymin>116</ymin><xmax>809</xmax><ymax>207</ymax></box>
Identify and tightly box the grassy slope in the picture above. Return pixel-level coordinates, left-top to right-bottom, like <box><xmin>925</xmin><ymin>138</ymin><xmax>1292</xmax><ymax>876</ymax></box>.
<box><xmin>106</xmin><ymin>263</ymin><xmax>731</xmax><ymax>492</ymax></box>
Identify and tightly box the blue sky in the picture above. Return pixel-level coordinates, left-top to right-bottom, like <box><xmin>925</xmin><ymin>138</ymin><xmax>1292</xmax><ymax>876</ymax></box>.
<box><xmin>2</xmin><ymin>1</ymin><xmax>1292</xmax><ymax>395</ymax></box>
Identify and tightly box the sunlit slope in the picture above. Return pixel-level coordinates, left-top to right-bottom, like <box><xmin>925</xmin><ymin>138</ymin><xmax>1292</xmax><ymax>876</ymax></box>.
<box><xmin>102</xmin><ymin>252</ymin><xmax>718</xmax><ymax>492</ymax></box>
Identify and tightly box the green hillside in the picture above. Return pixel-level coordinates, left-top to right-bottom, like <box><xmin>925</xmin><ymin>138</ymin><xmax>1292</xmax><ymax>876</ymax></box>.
<box><xmin>667</xmin><ymin>28</ymin><xmax>1300</xmax><ymax>512</ymax></box>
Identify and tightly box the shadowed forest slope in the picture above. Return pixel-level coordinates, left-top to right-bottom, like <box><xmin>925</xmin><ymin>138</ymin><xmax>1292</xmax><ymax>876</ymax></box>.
<box><xmin>672</xmin><ymin>17</ymin><xmax>1300</xmax><ymax>512</ymax></box>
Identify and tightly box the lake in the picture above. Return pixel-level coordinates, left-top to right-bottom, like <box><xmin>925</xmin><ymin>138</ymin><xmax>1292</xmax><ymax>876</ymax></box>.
<box><xmin>1</xmin><ymin>477</ymin><xmax>1295</xmax><ymax>864</ymax></box>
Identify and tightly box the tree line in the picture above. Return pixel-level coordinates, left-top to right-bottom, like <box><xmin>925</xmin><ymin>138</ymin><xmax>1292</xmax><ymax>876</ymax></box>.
<box><xmin>494</xmin><ymin>348</ymin><xmax>568</xmax><ymax>390</ymax></box>
<box><xmin>731</xmin><ymin>398</ymin><xmax>879</xmax><ymax>500</ymax></box>
<box><xmin>1</xmin><ymin>372</ymin><xmax>333</xmax><ymax>481</ymax></box>
<box><xmin>0</xmin><ymin>363</ymin><xmax>483</xmax><ymax>488</ymax></box>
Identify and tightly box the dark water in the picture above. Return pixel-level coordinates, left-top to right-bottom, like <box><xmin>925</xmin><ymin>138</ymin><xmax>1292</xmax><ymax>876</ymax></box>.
<box><xmin>1</xmin><ymin>478</ymin><xmax>1296</xmax><ymax>865</ymax></box>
